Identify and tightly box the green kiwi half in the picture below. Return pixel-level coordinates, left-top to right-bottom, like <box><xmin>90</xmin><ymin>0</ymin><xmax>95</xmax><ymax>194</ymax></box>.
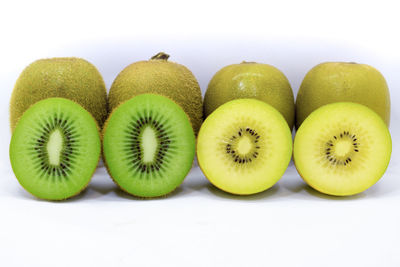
<box><xmin>102</xmin><ymin>94</ymin><xmax>196</xmax><ymax>197</ymax></box>
<box><xmin>9</xmin><ymin>98</ymin><xmax>101</xmax><ymax>200</ymax></box>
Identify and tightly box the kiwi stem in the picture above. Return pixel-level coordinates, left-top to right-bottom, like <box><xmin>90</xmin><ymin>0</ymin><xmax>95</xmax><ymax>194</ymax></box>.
<box><xmin>151</xmin><ymin>52</ymin><xmax>170</xmax><ymax>61</ymax></box>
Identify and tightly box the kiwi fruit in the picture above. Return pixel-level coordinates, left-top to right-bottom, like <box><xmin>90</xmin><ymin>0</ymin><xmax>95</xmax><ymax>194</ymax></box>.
<box><xmin>197</xmin><ymin>99</ymin><xmax>292</xmax><ymax>195</ymax></box>
<box><xmin>296</xmin><ymin>62</ymin><xmax>390</xmax><ymax>128</ymax></box>
<box><xmin>10</xmin><ymin>57</ymin><xmax>107</xmax><ymax>131</ymax></box>
<box><xmin>204</xmin><ymin>62</ymin><xmax>295</xmax><ymax>129</ymax></box>
<box><xmin>9</xmin><ymin>98</ymin><xmax>101</xmax><ymax>200</ymax></box>
<box><xmin>102</xmin><ymin>94</ymin><xmax>196</xmax><ymax>198</ymax></box>
<box><xmin>108</xmin><ymin>52</ymin><xmax>203</xmax><ymax>134</ymax></box>
<box><xmin>293</xmin><ymin>102</ymin><xmax>392</xmax><ymax>196</ymax></box>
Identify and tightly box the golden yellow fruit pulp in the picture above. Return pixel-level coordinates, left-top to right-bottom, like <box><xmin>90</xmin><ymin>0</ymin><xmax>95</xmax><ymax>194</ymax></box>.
<box><xmin>10</xmin><ymin>57</ymin><xmax>107</xmax><ymax>131</ymax></box>
<box><xmin>108</xmin><ymin>52</ymin><xmax>203</xmax><ymax>134</ymax></box>
<box><xmin>296</xmin><ymin>62</ymin><xmax>390</xmax><ymax>129</ymax></box>
<box><xmin>204</xmin><ymin>62</ymin><xmax>295</xmax><ymax>129</ymax></box>
<box><xmin>293</xmin><ymin>102</ymin><xmax>391</xmax><ymax>196</ymax></box>
<box><xmin>197</xmin><ymin>99</ymin><xmax>292</xmax><ymax>195</ymax></box>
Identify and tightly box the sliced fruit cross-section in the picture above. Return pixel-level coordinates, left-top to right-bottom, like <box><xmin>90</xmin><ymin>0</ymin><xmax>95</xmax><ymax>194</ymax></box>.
<box><xmin>293</xmin><ymin>102</ymin><xmax>392</xmax><ymax>196</ymax></box>
<box><xmin>9</xmin><ymin>98</ymin><xmax>101</xmax><ymax>200</ymax></box>
<box><xmin>197</xmin><ymin>99</ymin><xmax>293</xmax><ymax>195</ymax></box>
<box><xmin>102</xmin><ymin>94</ymin><xmax>196</xmax><ymax>198</ymax></box>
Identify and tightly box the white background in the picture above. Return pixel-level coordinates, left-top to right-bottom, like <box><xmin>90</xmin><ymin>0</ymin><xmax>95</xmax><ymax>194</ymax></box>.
<box><xmin>1</xmin><ymin>0</ymin><xmax>399</xmax><ymax>266</ymax></box>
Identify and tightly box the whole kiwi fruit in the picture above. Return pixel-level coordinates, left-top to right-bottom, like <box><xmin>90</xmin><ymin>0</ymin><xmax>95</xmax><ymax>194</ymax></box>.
<box><xmin>204</xmin><ymin>62</ymin><xmax>295</xmax><ymax>129</ymax></box>
<box><xmin>108</xmin><ymin>52</ymin><xmax>203</xmax><ymax>134</ymax></box>
<box><xmin>296</xmin><ymin>62</ymin><xmax>390</xmax><ymax>129</ymax></box>
<box><xmin>10</xmin><ymin>57</ymin><xmax>108</xmax><ymax>131</ymax></box>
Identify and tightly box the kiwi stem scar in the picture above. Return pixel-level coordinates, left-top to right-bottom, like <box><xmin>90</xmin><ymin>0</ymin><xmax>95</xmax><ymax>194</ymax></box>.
<box><xmin>46</xmin><ymin>128</ymin><xmax>63</xmax><ymax>166</ymax></box>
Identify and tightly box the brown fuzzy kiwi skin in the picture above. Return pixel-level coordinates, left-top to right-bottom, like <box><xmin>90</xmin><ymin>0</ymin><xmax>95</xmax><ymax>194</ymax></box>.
<box><xmin>101</xmin><ymin>94</ymin><xmax>195</xmax><ymax>199</ymax></box>
<box><xmin>295</xmin><ymin>62</ymin><xmax>390</xmax><ymax>129</ymax></box>
<box><xmin>10</xmin><ymin>57</ymin><xmax>108</xmax><ymax>132</ymax></box>
<box><xmin>108</xmin><ymin>52</ymin><xmax>203</xmax><ymax>135</ymax></box>
<box><xmin>11</xmin><ymin>99</ymin><xmax>102</xmax><ymax>201</ymax></box>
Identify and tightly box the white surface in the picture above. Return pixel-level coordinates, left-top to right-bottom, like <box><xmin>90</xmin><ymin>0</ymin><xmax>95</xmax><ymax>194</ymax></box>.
<box><xmin>1</xmin><ymin>1</ymin><xmax>400</xmax><ymax>266</ymax></box>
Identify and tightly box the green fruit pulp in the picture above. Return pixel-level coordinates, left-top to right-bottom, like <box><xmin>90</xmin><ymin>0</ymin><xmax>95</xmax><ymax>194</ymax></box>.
<box><xmin>102</xmin><ymin>94</ymin><xmax>196</xmax><ymax>197</ymax></box>
<box><xmin>9</xmin><ymin>98</ymin><xmax>101</xmax><ymax>200</ymax></box>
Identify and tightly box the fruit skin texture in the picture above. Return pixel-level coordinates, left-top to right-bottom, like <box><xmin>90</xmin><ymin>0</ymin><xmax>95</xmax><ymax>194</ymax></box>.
<box><xmin>293</xmin><ymin>102</ymin><xmax>392</xmax><ymax>196</ymax></box>
<box><xmin>108</xmin><ymin>52</ymin><xmax>203</xmax><ymax>134</ymax></box>
<box><xmin>296</xmin><ymin>62</ymin><xmax>390</xmax><ymax>129</ymax></box>
<box><xmin>204</xmin><ymin>62</ymin><xmax>295</xmax><ymax>129</ymax></box>
<box><xmin>10</xmin><ymin>57</ymin><xmax>108</xmax><ymax>131</ymax></box>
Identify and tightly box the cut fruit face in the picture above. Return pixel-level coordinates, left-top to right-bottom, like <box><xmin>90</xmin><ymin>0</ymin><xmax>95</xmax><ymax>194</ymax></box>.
<box><xmin>197</xmin><ymin>99</ymin><xmax>293</xmax><ymax>195</ymax></box>
<box><xmin>9</xmin><ymin>98</ymin><xmax>101</xmax><ymax>200</ymax></box>
<box><xmin>102</xmin><ymin>94</ymin><xmax>196</xmax><ymax>198</ymax></box>
<box><xmin>293</xmin><ymin>102</ymin><xmax>392</xmax><ymax>196</ymax></box>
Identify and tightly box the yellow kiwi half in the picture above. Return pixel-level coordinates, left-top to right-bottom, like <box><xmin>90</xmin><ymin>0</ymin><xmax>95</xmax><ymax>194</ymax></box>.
<box><xmin>197</xmin><ymin>99</ymin><xmax>293</xmax><ymax>195</ymax></box>
<box><xmin>293</xmin><ymin>102</ymin><xmax>392</xmax><ymax>196</ymax></box>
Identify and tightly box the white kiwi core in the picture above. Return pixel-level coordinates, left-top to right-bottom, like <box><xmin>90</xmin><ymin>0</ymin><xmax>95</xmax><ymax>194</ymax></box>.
<box><xmin>334</xmin><ymin>140</ymin><xmax>352</xmax><ymax>157</ymax></box>
<box><xmin>47</xmin><ymin>129</ymin><xmax>63</xmax><ymax>166</ymax></box>
<box><xmin>237</xmin><ymin>136</ymin><xmax>252</xmax><ymax>155</ymax></box>
<box><xmin>141</xmin><ymin>126</ymin><xmax>158</xmax><ymax>163</ymax></box>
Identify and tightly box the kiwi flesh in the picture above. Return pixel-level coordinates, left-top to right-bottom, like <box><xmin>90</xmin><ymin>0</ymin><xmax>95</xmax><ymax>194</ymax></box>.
<box><xmin>293</xmin><ymin>102</ymin><xmax>392</xmax><ymax>196</ymax></box>
<box><xmin>108</xmin><ymin>52</ymin><xmax>203</xmax><ymax>134</ymax></box>
<box><xmin>9</xmin><ymin>98</ymin><xmax>101</xmax><ymax>200</ymax></box>
<box><xmin>10</xmin><ymin>57</ymin><xmax>107</xmax><ymax>131</ymax></box>
<box><xmin>102</xmin><ymin>94</ymin><xmax>196</xmax><ymax>198</ymax></box>
<box><xmin>197</xmin><ymin>99</ymin><xmax>292</xmax><ymax>195</ymax></box>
